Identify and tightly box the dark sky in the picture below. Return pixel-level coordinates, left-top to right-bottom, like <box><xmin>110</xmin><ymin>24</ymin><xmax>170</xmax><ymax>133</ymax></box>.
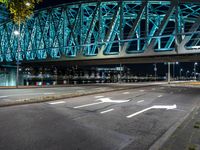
<box><xmin>36</xmin><ymin>0</ymin><xmax>80</xmax><ymax>9</ymax></box>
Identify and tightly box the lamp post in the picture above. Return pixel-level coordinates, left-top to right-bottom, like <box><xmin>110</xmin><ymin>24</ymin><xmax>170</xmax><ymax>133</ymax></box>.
<box><xmin>179</xmin><ymin>68</ymin><xmax>183</xmax><ymax>80</ymax></box>
<box><xmin>14</xmin><ymin>30</ymin><xmax>20</xmax><ymax>88</ymax></box>
<box><xmin>154</xmin><ymin>64</ymin><xmax>157</xmax><ymax>81</ymax></box>
<box><xmin>194</xmin><ymin>62</ymin><xmax>198</xmax><ymax>80</ymax></box>
<box><xmin>13</xmin><ymin>2</ymin><xmax>31</xmax><ymax>88</ymax></box>
<box><xmin>173</xmin><ymin>62</ymin><xmax>179</xmax><ymax>80</ymax></box>
<box><xmin>186</xmin><ymin>70</ymin><xmax>190</xmax><ymax>80</ymax></box>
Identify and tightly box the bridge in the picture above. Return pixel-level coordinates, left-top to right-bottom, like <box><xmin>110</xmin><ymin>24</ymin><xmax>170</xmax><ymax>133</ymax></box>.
<box><xmin>0</xmin><ymin>0</ymin><xmax>200</xmax><ymax>65</ymax></box>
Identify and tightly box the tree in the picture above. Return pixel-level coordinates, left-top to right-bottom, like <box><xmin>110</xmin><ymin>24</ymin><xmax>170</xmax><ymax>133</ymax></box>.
<box><xmin>0</xmin><ymin>0</ymin><xmax>42</xmax><ymax>24</ymax></box>
<box><xmin>0</xmin><ymin>0</ymin><xmax>42</xmax><ymax>88</ymax></box>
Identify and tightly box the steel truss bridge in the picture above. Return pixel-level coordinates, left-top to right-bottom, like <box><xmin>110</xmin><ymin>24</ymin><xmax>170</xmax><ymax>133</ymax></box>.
<box><xmin>0</xmin><ymin>0</ymin><xmax>200</xmax><ymax>64</ymax></box>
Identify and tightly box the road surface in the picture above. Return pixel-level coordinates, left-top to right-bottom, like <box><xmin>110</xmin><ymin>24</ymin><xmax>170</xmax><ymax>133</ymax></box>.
<box><xmin>0</xmin><ymin>85</ymin><xmax>199</xmax><ymax>150</ymax></box>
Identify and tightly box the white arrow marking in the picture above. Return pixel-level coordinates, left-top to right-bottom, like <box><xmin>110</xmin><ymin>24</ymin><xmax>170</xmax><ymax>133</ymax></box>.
<box><xmin>126</xmin><ymin>104</ymin><xmax>177</xmax><ymax>118</ymax></box>
<box><xmin>74</xmin><ymin>98</ymin><xmax>130</xmax><ymax>109</ymax></box>
<box><xmin>97</xmin><ymin>98</ymin><xmax>130</xmax><ymax>103</ymax></box>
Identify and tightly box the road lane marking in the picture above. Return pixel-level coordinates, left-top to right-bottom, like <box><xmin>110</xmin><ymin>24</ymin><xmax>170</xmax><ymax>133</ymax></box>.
<box><xmin>74</xmin><ymin>102</ymin><xmax>104</xmax><ymax>109</ymax></box>
<box><xmin>126</xmin><ymin>104</ymin><xmax>177</xmax><ymax>118</ymax></box>
<box><xmin>44</xmin><ymin>93</ymin><xmax>55</xmax><ymax>95</ymax></box>
<box><xmin>137</xmin><ymin>100</ymin><xmax>144</xmax><ymax>103</ymax></box>
<box><xmin>123</xmin><ymin>92</ymin><xmax>130</xmax><ymax>94</ymax></box>
<box><xmin>49</xmin><ymin>101</ymin><xmax>66</xmax><ymax>105</ymax></box>
<box><xmin>0</xmin><ymin>96</ymin><xmax>8</xmax><ymax>98</ymax></box>
<box><xmin>140</xmin><ymin>90</ymin><xmax>144</xmax><ymax>92</ymax></box>
<box><xmin>95</xmin><ymin>96</ymin><xmax>104</xmax><ymax>98</ymax></box>
<box><xmin>74</xmin><ymin>97</ymin><xmax>130</xmax><ymax>109</ymax></box>
<box><xmin>152</xmin><ymin>88</ymin><xmax>155</xmax><ymax>90</ymax></box>
<box><xmin>100</xmin><ymin>109</ymin><xmax>114</xmax><ymax>114</ymax></box>
<box><xmin>158</xmin><ymin>95</ymin><xmax>163</xmax><ymax>98</ymax></box>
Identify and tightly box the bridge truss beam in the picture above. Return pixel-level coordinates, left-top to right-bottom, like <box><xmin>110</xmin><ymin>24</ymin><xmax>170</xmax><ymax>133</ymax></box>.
<box><xmin>0</xmin><ymin>0</ymin><xmax>200</xmax><ymax>63</ymax></box>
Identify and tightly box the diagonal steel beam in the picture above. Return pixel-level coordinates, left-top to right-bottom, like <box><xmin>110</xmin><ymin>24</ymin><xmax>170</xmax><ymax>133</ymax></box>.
<box><xmin>100</xmin><ymin>4</ymin><xmax>121</xmax><ymax>53</ymax></box>
<box><xmin>66</xmin><ymin>7</ymin><xmax>81</xmax><ymax>46</ymax></box>
<box><xmin>179</xmin><ymin>15</ymin><xmax>200</xmax><ymax>50</ymax></box>
<box><xmin>122</xmin><ymin>1</ymin><xmax>147</xmax><ymax>52</ymax></box>
<box><xmin>147</xmin><ymin>2</ymin><xmax>176</xmax><ymax>51</ymax></box>
<box><xmin>84</xmin><ymin>3</ymin><xmax>100</xmax><ymax>45</ymax></box>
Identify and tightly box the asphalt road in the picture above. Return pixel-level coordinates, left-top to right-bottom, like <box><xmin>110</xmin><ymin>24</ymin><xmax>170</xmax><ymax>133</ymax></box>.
<box><xmin>0</xmin><ymin>85</ymin><xmax>199</xmax><ymax>150</ymax></box>
<box><xmin>0</xmin><ymin>85</ymin><xmax>118</xmax><ymax>102</ymax></box>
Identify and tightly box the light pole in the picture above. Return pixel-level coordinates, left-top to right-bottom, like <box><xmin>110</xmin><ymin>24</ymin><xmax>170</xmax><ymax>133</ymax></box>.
<box><xmin>14</xmin><ymin>30</ymin><xmax>20</xmax><ymax>88</ymax></box>
<box><xmin>194</xmin><ymin>62</ymin><xmax>198</xmax><ymax>80</ymax></box>
<box><xmin>173</xmin><ymin>62</ymin><xmax>179</xmax><ymax>80</ymax></box>
<box><xmin>179</xmin><ymin>68</ymin><xmax>183</xmax><ymax>80</ymax></box>
<box><xmin>186</xmin><ymin>70</ymin><xmax>190</xmax><ymax>79</ymax></box>
<box><xmin>154</xmin><ymin>64</ymin><xmax>157</xmax><ymax>81</ymax></box>
<box><xmin>13</xmin><ymin>2</ymin><xmax>31</xmax><ymax>88</ymax></box>
<box><xmin>168</xmin><ymin>62</ymin><xmax>171</xmax><ymax>84</ymax></box>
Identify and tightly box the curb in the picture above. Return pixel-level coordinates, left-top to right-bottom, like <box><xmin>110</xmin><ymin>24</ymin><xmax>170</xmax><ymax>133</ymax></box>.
<box><xmin>0</xmin><ymin>85</ymin><xmax>153</xmax><ymax>107</ymax></box>
<box><xmin>149</xmin><ymin>106</ymin><xmax>197</xmax><ymax>150</ymax></box>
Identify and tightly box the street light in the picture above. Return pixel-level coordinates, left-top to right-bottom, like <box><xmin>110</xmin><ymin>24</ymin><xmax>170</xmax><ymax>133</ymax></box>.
<box><xmin>186</xmin><ymin>70</ymin><xmax>190</xmax><ymax>79</ymax></box>
<box><xmin>179</xmin><ymin>68</ymin><xmax>183</xmax><ymax>80</ymax></box>
<box><xmin>14</xmin><ymin>30</ymin><xmax>20</xmax><ymax>35</ymax></box>
<box><xmin>14</xmin><ymin>29</ymin><xmax>20</xmax><ymax>88</ymax></box>
<box><xmin>13</xmin><ymin>2</ymin><xmax>31</xmax><ymax>88</ymax></box>
<box><xmin>194</xmin><ymin>62</ymin><xmax>198</xmax><ymax>80</ymax></box>
<box><xmin>25</xmin><ymin>2</ymin><xmax>31</xmax><ymax>6</ymax></box>
<box><xmin>153</xmin><ymin>64</ymin><xmax>157</xmax><ymax>81</ymax></box>
<box><xmin>173</xmin><ymin>62</ymin><xmax>179</xmax><ymax>80</ymax></box>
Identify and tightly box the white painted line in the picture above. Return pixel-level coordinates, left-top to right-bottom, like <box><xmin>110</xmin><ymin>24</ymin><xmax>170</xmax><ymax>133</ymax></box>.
<box><xmin>123</xmin><ymin>92</ymin><xmax>130</xmax><ymax>94</ymax></box>
<box><xmin>100</xmin><ymin>109</ymin><xmax>114</xmax><ymax>114</ymax></box>
<box><xmin>74</xmin><ymin>102</ymin><xmax>104</xmax><ymax>109</ymax></box>
<box><xmin>137</xmin><ymin>100</ymin><xmax>144</xmax><ymax>103</ymax></box>
<box><xmin>95</xmin><ymin>96</ymin><xmax>104</xmax><ymax>98</ymax></box>
<box><xmin>174</xmin><ymin>108</ymin><xmax>186</xmax><ymax>112</ymax></box>
<box><xmin>0</xmin><ymin>96</ymin><xmax>8</xmax><ymax>98</ymax></box>
<box><xmin>44</xmin><ymin>93</ymin><xmax>55</xmax><ymax>95</ymax></box>
<box><xmin>49</xmin><ymin>101</ymin><xmax>66</xmax><ymax>105</ymax></box>
<box><xmin>126</xmin><ymin>104</ymin><xmax>177</xmax><ymax>118</ymax></box>
<box><xmin>158</xmin><ymin>95</ymin><xmax>163</xmax><ymax>98</ymax></box>
<box><xmin>140</xmin><ymin>90</ymin><xmax>145</xmax><ymax>92</ymax></box>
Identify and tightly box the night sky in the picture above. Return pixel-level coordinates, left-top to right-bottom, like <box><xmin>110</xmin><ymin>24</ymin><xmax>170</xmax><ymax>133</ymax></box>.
<box><xmin>36</xmin><ymin>0</ymin><xmax>80</xmax><ymax>9</ymax></box>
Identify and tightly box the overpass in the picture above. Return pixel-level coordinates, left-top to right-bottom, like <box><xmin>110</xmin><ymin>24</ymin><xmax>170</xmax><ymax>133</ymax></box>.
<box><xmin>0</xmin><ymin>0</ymin><xmax>200</xmax><ymax>65</ymax></box>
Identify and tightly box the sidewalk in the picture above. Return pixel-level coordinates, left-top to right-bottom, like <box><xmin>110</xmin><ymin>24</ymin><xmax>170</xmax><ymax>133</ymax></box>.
<box><xmin>160</xmin><ymin>105</ymin><xmax>200</xmax><ymax>150</ymax></box>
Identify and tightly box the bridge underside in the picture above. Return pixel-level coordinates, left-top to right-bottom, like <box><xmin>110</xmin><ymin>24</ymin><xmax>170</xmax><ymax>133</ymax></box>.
<box><xmin>0</xmin><ymin>0</ymin><xmax>200</xmax><ymax>63</ymax></box>
<box><xmin>12</xmin><ymin>54</ymin><xmax>200</xmax><ymax>67</ymax></box>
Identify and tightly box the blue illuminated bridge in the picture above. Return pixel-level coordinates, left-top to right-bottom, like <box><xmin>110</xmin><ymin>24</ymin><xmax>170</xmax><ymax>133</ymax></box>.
<box><xmin>0</xmin><ymin>0</ymin><xmax>200</xmax><ymax>64</ymax></box>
